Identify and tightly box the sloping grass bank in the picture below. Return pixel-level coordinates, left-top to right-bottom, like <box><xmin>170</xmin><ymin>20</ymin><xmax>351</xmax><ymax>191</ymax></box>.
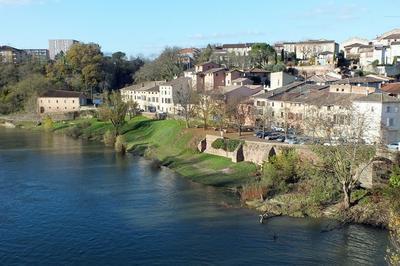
<box><xmin>51</xmin><ymin>116</ymin><xmax>257</xmax><ymax>188</ymax></box>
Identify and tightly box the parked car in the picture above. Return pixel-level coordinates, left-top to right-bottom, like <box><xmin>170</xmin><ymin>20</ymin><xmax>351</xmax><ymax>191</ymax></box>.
<box><xmin>285</xmin><ymin>136</ymin><xmax>299</xmax><ymax>144</ymax></box>
<box><xmin>272</xmin><ymin>126</ymin><xmax>285</xmax><ymax>132</ymax></box>
<box><xmin>387</xmin><ymin>142</ymin><xmax>400</xmax><ymax>150</ymax></box>
<box><xmin>256</xmin><ymin>131</ymin><xmax>272</xmax><ymax>139</ymax></box>
<box><xmin>275</xmin><ymin>135</ymin><xmax>286</xmax><ymax>142</ymax></box>
<box><xmin>265</xmin><ymin>133</ymin><xmax>281</xmax><ymax>140</ymax></box>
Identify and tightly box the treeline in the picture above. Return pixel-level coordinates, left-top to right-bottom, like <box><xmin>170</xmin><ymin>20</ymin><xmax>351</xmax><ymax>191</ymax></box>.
<box><xmin>0</xmin><ymin>43</ymin><xmax>144</xmax><ymax>114</ymax></box>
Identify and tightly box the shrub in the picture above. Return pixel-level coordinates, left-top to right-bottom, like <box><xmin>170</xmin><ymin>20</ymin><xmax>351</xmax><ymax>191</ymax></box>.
<box><xmin>103</xmin><ymin>130</ymin><xmax>116</xmax><ymax>147</ymax></box>
<box><xmin>211</xmin><ymin>138</ymin><xmax>242</xmax><ymax>152</ymax></box>
<box><xmin>43</xmin><ymin>116</ymin><xmax>54</xmax><ymax>131</ymax></box>
<box><xmin>390</xmin><ymin>166</ymin><xmax>400</xmax><ymax>188</ymax></box>
<box><xmin>263</xmin><ymin>148</ymin><xmax>299</xmax><ymax>194</ymax></box>
<box><xmin>226</xmin><ymin>139</ymin><xmax>242</xmax><ymax>152</ymax></box>
<box><xmin>240</xmin><ymin>182</ymin><xmax>267</xmax><ymax>202</ymax></box>
<box><xmin>211</xmin><ymin>138</ymin><xmax>226</xmax><ymax>150</ymax></box>
<box><xmin>66</xmin><ymin>126</ymin><xmax>83</xmax><ymax>138</ymax></box>
<box><xmin>115</xmin><ymin>135</ymin><xmax>126</xmax><ymax>154</ymax></box>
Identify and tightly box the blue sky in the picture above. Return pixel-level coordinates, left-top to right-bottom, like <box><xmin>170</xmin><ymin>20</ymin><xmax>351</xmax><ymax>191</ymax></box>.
<box><xmin>0</xmin><ymin>0</ymin><xmax>399</xmax><ymax>58</ymax></box>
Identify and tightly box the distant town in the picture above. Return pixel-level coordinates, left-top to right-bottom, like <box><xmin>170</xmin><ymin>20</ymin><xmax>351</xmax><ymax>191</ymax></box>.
<box><xmin>2</xmin><ymin>28</ymin><xmax>399</xmax><ymax>146</ymax></box>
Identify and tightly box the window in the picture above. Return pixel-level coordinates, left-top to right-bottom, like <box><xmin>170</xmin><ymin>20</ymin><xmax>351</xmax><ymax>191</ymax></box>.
<box><xmin>387</xmin><ymin>106</ymin><xmax>391</xmax><ymax>113</ymax></box>
<box><xmin>281</xmin><ymin>112</ymin><xmax>284</xmax><ymax>118</ymax></box>
<box><xmin>56</xmin><ymin>100</ymin><xmax>58</xmax><ymax>103</ymax></box>
<box><xmin>281</xmin><ymin>103</ymin><xmax>283</xmax><ymax>107</ymax></box>
<box><xmin>387</xmin><ymin>118</ymin><xmax>394</xmax><ymax>127</ymax></box>
<box><xmin>272</xmin><ymin>111</ymin><xmax>275</xmax><ymax>117</ymax></box>
<box><xmin>272</xmin><ymin>102</ymin><xmax>274</xmax><ymax>107</ymax></box>
<box><xmin>371</xmin><ymin>107</ymin><xmax>374</xmax><ymax>112</ymax></box>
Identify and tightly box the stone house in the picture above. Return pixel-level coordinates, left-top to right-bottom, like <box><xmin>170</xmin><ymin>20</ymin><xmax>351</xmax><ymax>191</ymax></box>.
<box><xmin>37</xmin><ymin>90</ymin><xmax>87</xmax><ymax>114</ymax></box>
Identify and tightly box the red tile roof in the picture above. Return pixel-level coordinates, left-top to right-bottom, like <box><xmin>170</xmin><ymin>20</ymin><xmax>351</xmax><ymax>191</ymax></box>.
<box><xmin>382</xmin><ymin>82</ymin><xmax>400</xmax><ymax>94</ymax></box>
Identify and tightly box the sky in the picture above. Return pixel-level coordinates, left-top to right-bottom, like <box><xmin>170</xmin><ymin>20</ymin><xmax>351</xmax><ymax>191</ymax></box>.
<box><xmin>0</xmin><ymin>0</ymin><xmax>399</xmax><ymax>58</ymax></box>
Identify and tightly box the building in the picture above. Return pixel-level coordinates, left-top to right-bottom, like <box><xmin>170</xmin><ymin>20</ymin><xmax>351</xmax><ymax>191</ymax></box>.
<box><xmin>178</xmin><ymin>48</ymin><xmax>200</xmax><ymax>69</ymax></box>
<box><xmin>23</xmin><ymin>49</ymin><xmax>49</xmax><ymax>63</ymax></box>
<box><xmin>194</xmin><ymin>62</ymin><xmax>225</xmax><ymax>91</ymax></box>
<box><xmin>275</xmin><ymin>40</ymin><xmax>339</xmax><ymax>65</ymax></box>
<box><xmin>344</xmin><ymin>29</ymin><xmax>400</xmax><ymax>70</ymax></box>
<box><xmin>269</xmin><ymin>71</ymin><xmax>297</xmax><ymax>91</ymax></box>
<box><xmin>225</xmin><ymin>70</ymin><xmax>245</xmax><ymax>86</ymax></box>
<box><xmin>307</xmin><ymin>72</ymin><xmax>341</xmax><ymax>85</ymax></box>
<box><xmin>219</xmin><ymin>43</ymin><xmax>254</xmax><ymax>56</ymax></box>
<box><xmin>332</xmin><ymin>76</ymin><xmax>384</xmax><ymax>90</ymax></box>
<box><xmin>244</xmin><ymin>68</ymin><xmax>270</xmax><ymax>85</ymax></box>
<box><xmin>48</xmin><ymin>39</ymin><xmax>79</xmax><ymax>60</ymax></box>
<box><xmin>120</xmin><ymin>81</ymin><xmax>165</xmax><ymax>112</ymax></box>
<box><xmin>0</xmin><ymin>46</ymin><xmax>26</xmax><ymax>64</ymax></box>
<box><xmin>231</xmin><ymin>78</ymin><xmax>253</xmax><ymax>86</ymax></box>
<box><xmin>37</xmin><ymin>90</ymin><xmax>87</xmax><ymax>114</ymax></box>
<box><xmin>159</xmin><ymin>77</ymin><xmax>192</xmax><ymax>113</ymax></box>
<box><xmin>252</xmin><ymin>82</ymin><xmax>400</xmax><ymax>144</ymax></box>
<box><xmin>195</xmin><ymin>61</ymin><xmax>220</xmax><ymax>73</ymax></box>
<box><xmin>382</xmin><ymin>82</ymin><xmax>400</xmax><ymax>98</ymax></box>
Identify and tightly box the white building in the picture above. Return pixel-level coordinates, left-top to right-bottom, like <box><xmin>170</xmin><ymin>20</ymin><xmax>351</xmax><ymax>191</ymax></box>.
<box><xmin>159</xmin><ymin>77</ymin><xmax>192</xmax><ymax>113</ymax></box>
<box><xmin>353</xmin><ymin>94</ymin><xmax>400</xmax><ymax>144</ymax></box>
<box><xmin>120</xmin><ymin>81</ymin><xmax>165</xmax><ymax>112</ymax></box>
<box><xmin>48</xmin><ymin>39</ymin><xmax>79</xmax><ymax>60</ymax></box>
<box><xmin>269</xmin><ymin>71</ymin><xmax>297</xmax><ymax>91</ymax></box>
<box><xmin>220</xmin><ymin>43</ymin><xmax>253</xmax><ymax>56</ymax></box>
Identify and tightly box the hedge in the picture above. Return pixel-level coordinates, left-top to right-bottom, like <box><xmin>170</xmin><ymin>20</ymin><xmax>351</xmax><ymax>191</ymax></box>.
<box><xmin>211</xmin><ymin>138</ymin><xmax>243</xmax><ymax>152</ymax></box>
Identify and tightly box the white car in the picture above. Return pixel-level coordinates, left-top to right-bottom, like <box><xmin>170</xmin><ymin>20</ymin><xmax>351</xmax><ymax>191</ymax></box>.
<box><xmin>387</xmin><ymin>142</ymin><xmax>400</xmax><ymax>150</ymax></box>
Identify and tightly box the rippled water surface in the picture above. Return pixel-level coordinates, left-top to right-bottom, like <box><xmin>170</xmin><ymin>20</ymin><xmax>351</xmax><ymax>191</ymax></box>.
<box><xmin>0</xmin><ymin>128</ymin><xmax>388</xmax><ymax>265</ymax></box>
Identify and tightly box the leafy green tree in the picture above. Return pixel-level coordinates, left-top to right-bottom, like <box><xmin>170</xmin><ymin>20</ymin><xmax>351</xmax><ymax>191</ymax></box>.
<box><xmin>135</xmin><ymin>47</ymin><xmax>183</xmax><ymax>82</ymax></box>
<box><xmin>249</xmin><ymin>43</ymin><xmax>276</xmax><ymax>68</ymax></box>
<box><xmin>98</xmin><ymin>91</ymin><xmax>128</xmax><ymax>135</ymax></box>
<box><xmin>196</xmin><ymin>44</ymin><xmax>214</xmax><ymax>64</ymax></box>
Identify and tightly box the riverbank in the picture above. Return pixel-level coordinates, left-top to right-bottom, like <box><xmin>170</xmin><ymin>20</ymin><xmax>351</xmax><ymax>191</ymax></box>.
<box><xmin>4</xmin><ymin>115</ymin><xmax>397</xmax><ymax>228</ymax></box>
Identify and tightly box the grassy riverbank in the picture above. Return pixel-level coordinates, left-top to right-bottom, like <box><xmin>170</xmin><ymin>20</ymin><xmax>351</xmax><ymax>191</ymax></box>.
<box><xmin>47</xmin><ymin>116</ymin><xmax>258</xmax><ymax>187</ymax></box>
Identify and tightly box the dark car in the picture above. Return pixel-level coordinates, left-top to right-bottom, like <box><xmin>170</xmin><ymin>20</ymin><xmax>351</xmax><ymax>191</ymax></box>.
<box><xmin>265</xmin><ymin>133</ymin><xmax>281</xmax><ymax>140</ymax></box>
<box><xmin>275</xmin><ymin>135</ymin><xmax>286</xmax><ymax>142</ymax></box>
<box><xmin>256</xmin><ymin>131</ymin><xmax>272</xmax><ymax>139</ymax></box>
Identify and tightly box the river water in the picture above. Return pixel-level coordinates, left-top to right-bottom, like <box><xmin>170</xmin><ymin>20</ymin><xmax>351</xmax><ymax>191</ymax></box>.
<box><xmin>0</xmin><ymin>128</ymin><xmax>388</xmax><ymax>265</ymax></box>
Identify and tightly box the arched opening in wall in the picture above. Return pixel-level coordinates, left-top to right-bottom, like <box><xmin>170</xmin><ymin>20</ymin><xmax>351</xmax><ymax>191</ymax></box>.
<box><xmin>268</xmin><ymin>147</ymin><xmax>276</xmax><ymax>161</ymax></box>
<box><xmin>236</xmin><ymin>145</ymin><xmax>244</xmax><ymax>162</ymax></box>
<box><xmin>40</xmin><ymin>107</ymin><xmax>45</xmax><ymax>113</ymax></box>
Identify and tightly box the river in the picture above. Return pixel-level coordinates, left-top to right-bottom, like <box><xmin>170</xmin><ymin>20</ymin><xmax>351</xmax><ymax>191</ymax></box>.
<box><xmin>0</xmin><ymin>128</ymin><xmax>388</xmax><ymax>265</ymax></box>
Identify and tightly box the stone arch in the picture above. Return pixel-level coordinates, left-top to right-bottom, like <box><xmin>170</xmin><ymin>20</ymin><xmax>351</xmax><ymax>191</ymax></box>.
<box><xmin>267</xmin><ymin>147</ymin><xmax>277</xmax><ymax>161</ymax></box>
<box><xmin>236</xmin><ymin>144</ymin><xmax>244</xmax><ymax>162</ymax></box>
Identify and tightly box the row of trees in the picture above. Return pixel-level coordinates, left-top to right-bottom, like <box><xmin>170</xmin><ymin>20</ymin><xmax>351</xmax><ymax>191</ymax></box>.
<box><xmin>0</xmin><ymin>43</ymin><xmax>144</xmax><ymax>114</ymax></box>
<box><xmin>195</xmin><ymin>43</ymin><xmax>287</xmax><ymax>72</ymax></box>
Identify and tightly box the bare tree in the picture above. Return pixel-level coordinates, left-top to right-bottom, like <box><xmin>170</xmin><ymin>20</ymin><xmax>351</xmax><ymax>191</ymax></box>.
<box><xmin>196</xmin><ymin>94</ymin><xmax>216</xmax><ymax>130</ymax></box>
<box><xmin>314</xmin><ymin>107</ymin><xmax>375</xmax><ymax>209</ymax></box>
<box><xmin>259</xmin><ymin>105</ymin><xmax>274</xmax><ymax>132</ymax></box>
<box><xmin>172</xmin><ymin>80</ymin><xmax>197</xmax><ymax>128</ymax></box>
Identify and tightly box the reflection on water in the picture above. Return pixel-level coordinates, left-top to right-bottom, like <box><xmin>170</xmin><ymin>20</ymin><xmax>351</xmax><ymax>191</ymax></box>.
<box><xmin>0</xmin><ymin>128</ymin><xmax>389</xmax><ymax>265</ymax></box>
